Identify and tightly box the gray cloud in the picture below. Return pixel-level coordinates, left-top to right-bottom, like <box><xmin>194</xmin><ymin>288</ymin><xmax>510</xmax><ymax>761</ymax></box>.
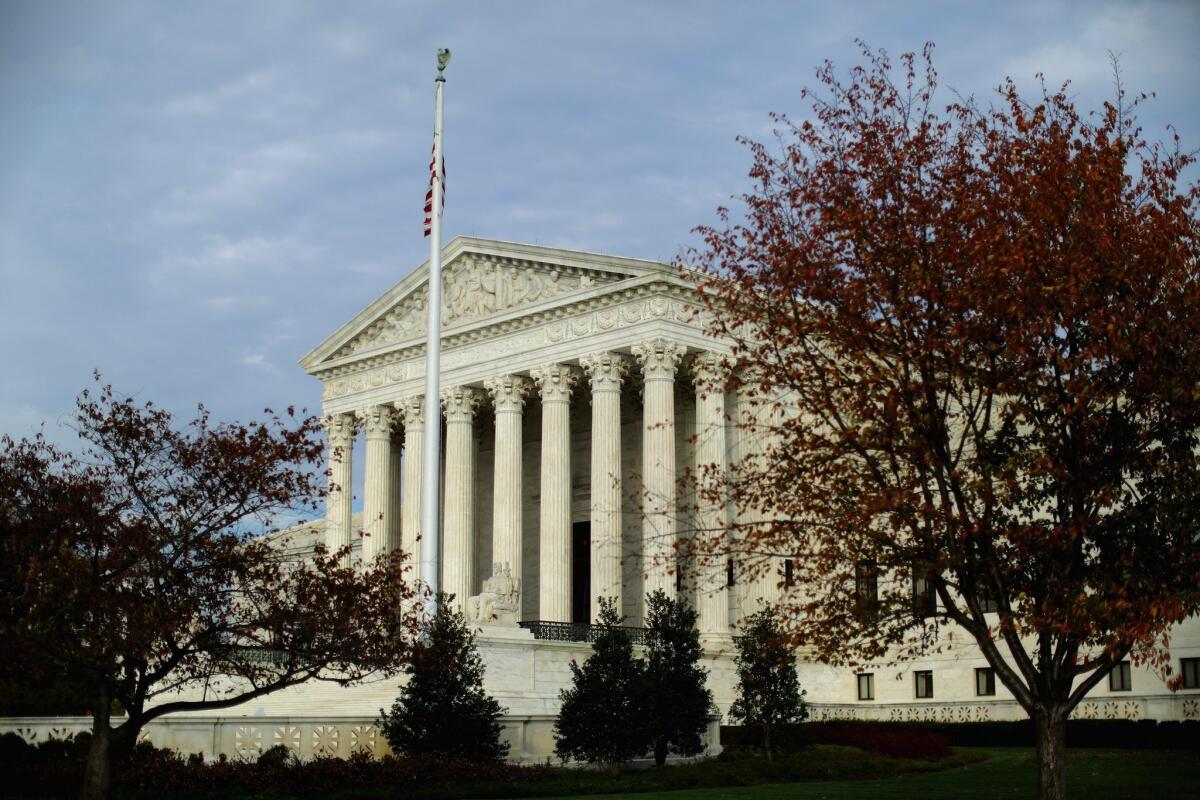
<box><xmin>1</xmin><ymin>0</ymin><xmax>1197</xmax><ymax>463</ymax></box>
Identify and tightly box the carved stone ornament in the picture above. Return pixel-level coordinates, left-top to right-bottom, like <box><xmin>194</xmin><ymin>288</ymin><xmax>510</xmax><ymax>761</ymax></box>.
<box><xmin>632</xmin><ymin>339</ymin><xmax>685</xmax><ymax>381</ymax></box>
<box><xmin>692</xmin><ymin>351</ymin><xmax>730</xmax><ymax>394</ymax></box>
<box><xmin>359</xmin><ymin>405</ymin><xmax>394</xmax><ymax>439</ymax></box>
<box><xmin>484</xmin><ymin>375</ymin><xmax>531</xmax><ymax>413</ymax></box>
<box><xmin>466</xmin><ymin>562</ymin><xmax>522</xmax><ymax>625</ymax></box>
<box><xmin>395</xmin><ymin>395</ymin><xmax>424</xmax><ymax>429</ymax></box>
<box><xmin>441</xmin><ymin>386</ymin><xmax>483</xmax><ymax>423</ymax></box>
<box><xmin>531</xmin><ymin>364</ymin><xmax>579</xmax><ymax>404</ymax></box>
<box><xmin>324</xmin><ymin>413</ymin><xmax>356</xmax><ymax>446</ymax></box>
<box><xmin>581</xmin><ymin>352</ymin><xmax>629</xmax><ymax>392</ymax></box>
<box><xmin>336</xmin><ymin>256</ymin><xmax>616</xmax><ymax>358</ymax></box>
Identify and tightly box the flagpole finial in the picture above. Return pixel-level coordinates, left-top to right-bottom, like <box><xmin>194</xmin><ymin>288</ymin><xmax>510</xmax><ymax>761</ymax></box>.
<box><xmin>436</xmin><ymin>48</ymin><xmax>451</xmax><ymax>80</ymax></box>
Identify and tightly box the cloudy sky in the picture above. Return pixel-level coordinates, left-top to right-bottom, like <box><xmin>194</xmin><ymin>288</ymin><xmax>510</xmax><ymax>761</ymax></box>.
<box><xmin>2</xmin><ymin>0</ymin><xmax>1198</xmax><ymax>446</ymax></box>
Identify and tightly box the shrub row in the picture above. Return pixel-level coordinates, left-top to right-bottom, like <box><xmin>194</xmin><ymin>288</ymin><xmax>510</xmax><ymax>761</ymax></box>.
<box><xmin>722</xmin><ymin>718</ymin><xmax>1200</xmax><ymax>754</ymax></box>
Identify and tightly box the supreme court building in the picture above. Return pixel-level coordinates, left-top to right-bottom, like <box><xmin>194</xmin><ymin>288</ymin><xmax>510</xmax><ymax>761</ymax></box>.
<box><xmin>6</xmin><ymin>236</ymin><xmax>1198</xmax><ymax>761</ymax></box>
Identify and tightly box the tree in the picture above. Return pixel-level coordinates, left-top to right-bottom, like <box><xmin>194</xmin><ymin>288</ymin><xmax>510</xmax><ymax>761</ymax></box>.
<box><xmin>691</xmin><ymin>43</ymin><xmax>1200</xmax><ymax>800</ymax></box>
<box><xmin>0</xmin><ymin>378</ymin><xmax>420</xmax><ymax>800</ymax></box>
<box><xmin>728</xmin><ymin>605</ymin><xmax>808</xmax><ymax>760</ymax></box>
<box><xmin>554</xmin><ymin>598</ymin><xmax>647</xmax><ymax>767</ymax></box>
<box><xmin>380</xmin><ymin>595</ymin><xmax>509</xmax><ymax>763</ymax></box>
<box><xmin>642</xmin><ymin>590</ymin><xmax>713</xmax><ymax>767</ymax></box>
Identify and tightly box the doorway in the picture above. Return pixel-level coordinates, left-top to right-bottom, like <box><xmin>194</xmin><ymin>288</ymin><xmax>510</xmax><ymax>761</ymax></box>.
<box><xmin>571</xmin><ymin>521</ymin><xmax>591</xmax><ymax>624</ymax></box>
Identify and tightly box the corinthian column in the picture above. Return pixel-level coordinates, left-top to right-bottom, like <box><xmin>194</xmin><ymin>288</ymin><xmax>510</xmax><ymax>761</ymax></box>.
<box><xmin>360</xmin><ymin>405</ymin><xmax>394</xmax><ymax>564</ymax></box>
<box><xmin>324</xmin><ymin>413</ymin><xmax>356</xmax><ymax>565</ymax></box>
<box><xmin>581</xmin><ymin>352</ymin><xmax>628</xmax><ymax>622</ymax></box>
<box><xmin>532</xmin><ymin>364</ymin><xmax>578</xmax><ymax>621</ymax></box>
<box><xmin>735</xmin><ymin>367</ymin><xmax>774</xmax><ymax>622</ymax></box>
<box><xmin>693</xmin><ymin>353</ymin><xmax>730</xmax><ymax>638</ymax></box>
<box><xmin>442</xmin><ymin>386</ymin><xmax>481</xmax><ymax>613</ymax></box>
<box><xmin>397</xmin><ymin>397</ymin><xmax>424</xmax><ymax>582</ymax></box>
<box><xmin>632</xmin><ymin>339</ymin><xmax>685</xmax><ymax>603</ymax></box>
<box><xmin>485</xmin><ymin>375</ymin><xmax>530</xmax><ymax>592</ymax></box>
<box><xmin>389</xmin><ymin>432</ymin><xmax>403</xmax><ymax>555</ymax></box>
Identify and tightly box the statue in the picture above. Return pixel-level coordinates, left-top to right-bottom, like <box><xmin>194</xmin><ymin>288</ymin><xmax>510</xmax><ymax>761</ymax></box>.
<box><xmin>467</xmin><ymin>562</ymin><xmax>521</xmax><ymax>625</ymax></box>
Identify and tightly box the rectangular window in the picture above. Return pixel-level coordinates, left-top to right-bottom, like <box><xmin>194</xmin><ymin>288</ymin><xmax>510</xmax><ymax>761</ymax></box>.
<box><xmin>727</xmin><ymin>557</ymin><xmax>736</xmax><ymax>587</ymax></box>
<box><xmin>975</xmin><ymin>667</ymin><xmax>996</xmax><ymax>696</ymax></box>
<box><xmin>1109</xmin><ymin>661</ymin><xmax>1132</xmax><ymax>692</ymax></box>
<box><xmin>784</xmin><ymin>559</ymin><xmax>795</xmax><ymax>588</ymax></box>
<box><xmin>855</xmin><ymin>561</ymin><xmax>878</xmax><ymax>616</ymax></box>
<box><xmin>857</xmin><ymin>672</ymin><xmax>874</xmax><ymax>701</ymax></box>
<box><xmin>1183</xmin><ymin>658</ymin><xmax>1200</xmax><ymax>690</ymax></box>
<box><xmin>977</xmin><ymin>591</ymin><xmax>1000</xmax><ymax>613</ymax></box>
<box><xmin>912</xmin><ymin>566</ymin><xmax>936</xmax><ymax>618</ymax></box>
<box><xmin>915</xmin><ymin>670</ymin><xmax>934</xmax><ymax>699</ymax></box>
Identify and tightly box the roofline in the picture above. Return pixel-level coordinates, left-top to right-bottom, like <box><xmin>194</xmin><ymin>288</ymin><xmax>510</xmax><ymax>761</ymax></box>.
<box><xmin>298</xmin><ymin>236</ymin><xmax>690</xmax><ymax>371</ymax></box>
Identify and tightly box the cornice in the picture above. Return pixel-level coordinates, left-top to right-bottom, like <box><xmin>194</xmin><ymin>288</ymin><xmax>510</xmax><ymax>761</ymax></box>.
<box><xmin>310</xmin><ymin>274</ymin><xmax>703</xmax><ymax>382</ymax></box>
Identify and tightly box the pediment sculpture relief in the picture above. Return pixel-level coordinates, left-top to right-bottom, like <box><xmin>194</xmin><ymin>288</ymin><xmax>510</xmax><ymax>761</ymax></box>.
<box><xmin>334</xmin><ymin>258</ymin><xmax>617</xmax><ymax>359</ymax></box>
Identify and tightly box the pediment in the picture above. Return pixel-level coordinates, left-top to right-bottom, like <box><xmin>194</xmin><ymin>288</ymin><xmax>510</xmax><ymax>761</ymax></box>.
<box><xmin>302</xmin><ymin>237</ymin><xmax>668</xmax><ymax>371</ymax></box>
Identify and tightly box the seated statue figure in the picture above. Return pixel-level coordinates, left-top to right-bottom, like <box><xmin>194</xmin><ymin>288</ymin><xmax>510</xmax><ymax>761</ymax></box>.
<box><xmin>467</xmin><ymin>562</ymin><xmax>521</xmax><ymax>625</ymax></box>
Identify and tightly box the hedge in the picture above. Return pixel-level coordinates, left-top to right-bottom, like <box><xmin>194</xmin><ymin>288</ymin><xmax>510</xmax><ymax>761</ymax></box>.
<box><xmin>721</xmin><ymin>718</ymin><xmax>1200</xmax><ymax>752</ymax></box>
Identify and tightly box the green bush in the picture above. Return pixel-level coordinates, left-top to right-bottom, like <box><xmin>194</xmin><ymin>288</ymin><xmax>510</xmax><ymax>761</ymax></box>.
<box><xmin>379</xmin><ymin>595</ymin><xmax>509</xmax><ymax>763</ymax></box>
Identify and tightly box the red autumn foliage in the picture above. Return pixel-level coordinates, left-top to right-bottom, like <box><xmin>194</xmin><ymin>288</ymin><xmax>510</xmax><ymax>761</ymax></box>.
<box><xmin>689</xmin><ymin>43</ymin><xmax>1200</xmax><ymax>800</ymax></box>
<box><xmin>0</xmin><ymin>375</ymin><xmax>421</xmax><ymax>799</ymax></box>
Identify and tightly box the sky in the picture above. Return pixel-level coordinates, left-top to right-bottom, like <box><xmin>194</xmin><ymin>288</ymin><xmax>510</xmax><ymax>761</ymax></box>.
<box><xmin>2</xmin><ymin>0</ymin><xmax>1198</xmax><ymax>448</ymax></box>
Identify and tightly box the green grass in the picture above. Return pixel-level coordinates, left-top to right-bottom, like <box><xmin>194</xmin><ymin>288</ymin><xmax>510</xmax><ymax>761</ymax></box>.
<box><xmin>521</xmin><ymin>748</ymin><xmax>1198</xmax><ymax>800</ymax></box>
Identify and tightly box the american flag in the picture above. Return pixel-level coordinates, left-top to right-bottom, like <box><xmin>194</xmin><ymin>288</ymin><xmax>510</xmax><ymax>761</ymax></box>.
<box><xmin>423</xmin><ymin>142</ymin><xmax>445</xmax><ymax>237</ymax></box>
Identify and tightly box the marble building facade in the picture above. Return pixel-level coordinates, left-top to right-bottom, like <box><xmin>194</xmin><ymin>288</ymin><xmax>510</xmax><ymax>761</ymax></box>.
<box><xmin>4</xmin><ymin>236</ymin><xmax>1197</xmax><ymax>761</ymax></box>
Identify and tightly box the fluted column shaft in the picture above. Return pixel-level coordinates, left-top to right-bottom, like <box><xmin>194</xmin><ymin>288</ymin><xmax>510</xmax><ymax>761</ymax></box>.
<box><xmin>398</xmin><ymin>397</ymin><xmax>424</xmax><ymax>582</ymax></box>
<box><xmin>533</xmin><ymin>364</ymin><xmax>578</xmax><ymax>621</ymax></box>
<box><xmin>633</xmin><ymin>340</ymin><xmax>685</xmax><ymax>603</ymax></box>
<box><xmin>360</xmin><ymin>405</ymin><xmax>394</xmax><ymax>564</ymax></box>
<box><xmin>694</xmin><ymin>354</ymin><xmax>730</xmax><ymax>637</ymax></box>
<box><xmin>735</xmin><ymin>369</ymin><xmax>774</xmax><ymax>620</ymax></box>
<box><xmin>442</xmin><ymin>387</ymin><xmax>481</xmax><ymax>612</ymax></box>
<box><xmin>582</xmin><ymin>353</ymin><xmax>627</xmax><ymax>621</ymax></box>
<box><xmin>389</xmin><ymin>434</ymin><xmax>403</xmax><ymax>554</ymax></box>
<box><xmin>485</xmin><ymin>375</ymin><xmax>530</xmax><ymax>585</ymax></box>
<box><xmin>325</xmin><ymin>413</ymin><xmax>356</xmax><ymax>565</ymax></box>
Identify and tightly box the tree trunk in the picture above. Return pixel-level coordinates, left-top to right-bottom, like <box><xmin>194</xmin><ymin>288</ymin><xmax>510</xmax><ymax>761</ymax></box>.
<box><xmin>80</xmin><ymin>691</ymin><xmax>112</xmax><ymax>800</ymax></box>
<box><xmin>654</xmin><ymin>736</ymin><xmax>668</xmax><ymax>767</ymax></box>
<box><xmin>763</xmin><ymin>722</ymin><xmax>773</xmax><ymax>762</ymax></box>
<box><xmin>1033</xmin><ymin>707</ymin><xmax>1067</xmax><ymax>800</ymax></box>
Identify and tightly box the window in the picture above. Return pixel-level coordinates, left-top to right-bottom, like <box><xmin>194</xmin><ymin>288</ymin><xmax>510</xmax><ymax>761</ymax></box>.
<box><xmin>857</xmin><ymin>672</ymin><xmax>875</xmax><ymax>701</ymax></box>
<box><xmin>726</xmin><ymin>557</ymin><xmax>736</xmax><ymax>587</ymax></box>
<box><xmin>1109</xmin><ymin>661</ymin><xmax>1132</xmax><ymax>692</ymax></box>
<box><xmin>976</xmin><ymin>589</ymin><xmax>1000</xmax><ymax>613</ymax></box>
<box><xmin>915</xmin><ymin>670</ymin><xmax>934</xmax><ymax>699</ymax></box>
<box><xmin>1183</xmin><ymin>658</ymin><xmax>1200</xmax><ymax>690</ymax></box>
<box><xmin>975</xmin><ymin>667</ymin><xmax>996</xmax><ymax>696</ymax></box>
<box><xmin>912</xmin><ymin>566</ymin><xmax>936</xmax><ymax>618</ymax></box>
<box><xmin>784</xmin><ymin>559</ymin><xmax>795</xmax><ymax>588</ymax></box>
<box><xmin>855</xmin><ymin>561</ymin><xmax>878</xmax><ymax>615</ymax></box>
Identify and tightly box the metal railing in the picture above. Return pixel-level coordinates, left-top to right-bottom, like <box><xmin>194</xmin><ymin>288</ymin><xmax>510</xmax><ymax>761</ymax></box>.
<box><xmin>519</xmin><ymin>620</ymin><xmax>647</xmax><ymax>645</ymax></box>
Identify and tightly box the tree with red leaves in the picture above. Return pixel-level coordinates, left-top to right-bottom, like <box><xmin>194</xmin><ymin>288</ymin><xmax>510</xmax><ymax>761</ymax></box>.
<box><xmin>691</xmin><ymin>44</ymin><xmax>1200</xmax><ymax>800</ymax></box>
<box><xmin>0</xmin><ymin>377</ymin><xmax>419</xmax><ymax>800</ymax></box>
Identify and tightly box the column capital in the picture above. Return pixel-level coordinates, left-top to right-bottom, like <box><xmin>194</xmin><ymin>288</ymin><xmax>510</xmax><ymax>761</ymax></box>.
<box><xmin>324</xmin><ymin>413</ymin><xmax>356</xmax><ymax>444</ymax></box>
<box><xmin>692</xmin><ymin>352</ymin><xmax>731</xmax><ymax>394</ymax></box>
<box><xmin>441</xmin><ymin>386</ymin><xmax>483</xmax><ymax>423</ymax></box>
<box><xmin>532</xmin><ymin>363</ymin><xmax>579</xmax><ymax>404</ymax></box>
<box><xmin>395</xmin><ymin>395</ymin><xmax>425</xmax><ymax>429</ymax></box>
<box><xmin>359</xmin><ymin>405</ymin><xmax>394</xmax><ymax>439</ymax></box>
<box><xmin>633</xmin><ymin>339</ymin><xmax>686</xmax><ymax>381</ymax></box>
<box><xmin>484</xmin><ymin>375</ymin><xmax>531</xmax><ymax>413</ymax></box>
<box><xmin>581</xmin><ymin>351</ymin><xmax>630</xmax><ymax>392</ymax></box>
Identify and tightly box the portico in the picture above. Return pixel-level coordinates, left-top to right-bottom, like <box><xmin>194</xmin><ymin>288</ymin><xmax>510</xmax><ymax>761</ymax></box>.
<box><xmin>302</xmin><ymin>237</ymin><xmax>780</xmax><ymax>632</ymax></box>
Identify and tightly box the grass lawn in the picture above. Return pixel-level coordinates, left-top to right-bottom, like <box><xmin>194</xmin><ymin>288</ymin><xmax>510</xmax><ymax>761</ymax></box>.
<box><xmin>525</xmin><ymin>748</ymin><xmax>1197</xmax><ymax>800</ymax></box>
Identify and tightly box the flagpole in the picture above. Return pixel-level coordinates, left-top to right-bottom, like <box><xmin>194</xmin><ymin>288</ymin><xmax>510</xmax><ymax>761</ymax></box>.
<box><xmin>419</xmin><ymin>48</ymin><xmax>450</xmax><ymax>616</ymax></box>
